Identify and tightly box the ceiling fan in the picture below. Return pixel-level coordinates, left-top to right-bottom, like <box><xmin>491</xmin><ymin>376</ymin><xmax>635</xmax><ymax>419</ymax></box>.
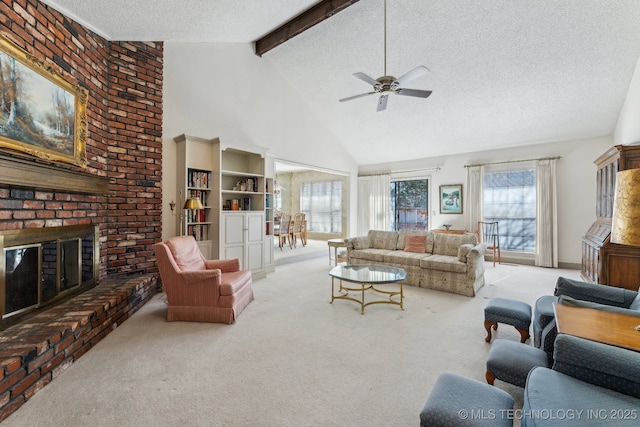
<box><xmin>339</xmin><ymin>0</ymin><xmax>432</xmax><ymax>112</ymax></box>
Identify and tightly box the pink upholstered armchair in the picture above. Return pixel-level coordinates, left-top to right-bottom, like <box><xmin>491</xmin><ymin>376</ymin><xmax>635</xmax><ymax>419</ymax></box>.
<box><xmin>153</xmin><ymin>236</ymin><xmax>254</xmax><ymax>324</ymax></box>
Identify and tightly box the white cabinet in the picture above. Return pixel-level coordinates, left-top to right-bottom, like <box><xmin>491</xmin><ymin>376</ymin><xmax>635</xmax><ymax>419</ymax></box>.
<box><xmin>221</xmin><ymin>212</ymin><xmax>265</xmax><ymax>273</ymax></box>
<box><xmin>217</xmin><ymin>143</ymin><xmax>270</xmax><ymax>278</ymax></box>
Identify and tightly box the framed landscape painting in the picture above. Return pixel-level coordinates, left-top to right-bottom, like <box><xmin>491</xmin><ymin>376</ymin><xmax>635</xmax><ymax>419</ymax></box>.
<box><xmin>440</xmin><ymin>184</ymin><xmax>463</xmax><ymax>214</ymax></box>
<box><xmin>0</xmin><ymin>34</ymin><xmax>88</xmax><ymax>167</ymax></box>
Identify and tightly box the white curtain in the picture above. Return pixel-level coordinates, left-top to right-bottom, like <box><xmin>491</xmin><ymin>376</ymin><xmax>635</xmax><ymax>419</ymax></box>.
<box><xmin>357</xmin><ymin>174</ymin><xmax>390</xmax><ymax>235</ymax></box>
<box><xmin>535</xmin><ymin>159</ymin><xmax>558</xmax><ymax>267</ymax></box>
<box><xmin>465</xmin><ymin>166</ymin><xmax>483</xmax><ymax>233</ymax></box>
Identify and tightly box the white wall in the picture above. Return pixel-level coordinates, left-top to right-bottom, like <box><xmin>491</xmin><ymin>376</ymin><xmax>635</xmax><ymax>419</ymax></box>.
<box><xmin>615</xmin><ymin>56</ymin><xmax>640</xmax><ymax>145</ymax></box>
<box><xmin>162</xmin><ymin>43</ymin><xmax>359</xmax><ymax>239</ymax></box>
<box><xmin>359</xmin><ymin>136</ymin><xmax>614</xmax><ymax>265</ymax></box>
<box><xmin>162</xmin><ymin>42</ymin><xmax>620</xmax><ymax>266</ymax></box>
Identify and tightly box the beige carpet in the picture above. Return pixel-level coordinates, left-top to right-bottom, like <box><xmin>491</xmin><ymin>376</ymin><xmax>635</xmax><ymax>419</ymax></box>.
<box><xmin>273</xmin><ymin>238</ymin><xmax>330</xmax><ymax>265</ymax></box>
<box><xmin>4</xmin><ymin>257</ymin><xmax>581</xmax><ymax>427</ymax></box>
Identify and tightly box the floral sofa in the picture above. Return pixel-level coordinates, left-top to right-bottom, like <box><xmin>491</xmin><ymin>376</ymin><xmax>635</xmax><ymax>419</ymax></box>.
<box><xmin>345</xmin><ymin>230</ymin><xmax>486</xmax><ymax>297</ymax></box>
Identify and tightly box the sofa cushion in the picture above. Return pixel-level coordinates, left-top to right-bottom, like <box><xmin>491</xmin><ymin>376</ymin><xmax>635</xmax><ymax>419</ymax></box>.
<box><xmin>383</xmin><ymin>251</ymin><xmax>430</xmax><ymax>267</ymax></box>
<box><xmin>629</xmin><ymin>293</ymin><xmax>640</xmax><ymax>311</ymax></box>
<box><xmin>420</xmin><ymin>255</ymin><xmax>468</xmax><ymax>273</ymax></box>
<box><xmin>404</xmin><ymin>235</ymin><xmax>427</xmax><ymax>253</ymax></box>
<box><xmin>367</xmin><ymin>230</ymin><xmax>399</xmax><ymax>250</ymax></box>
<box><xmin>457</xmin><ymin>244</ymin><xmax>473</xmax><ymax>262</ymax></box>
<box><xmin>352</xmin><ymin>236</ymin><xmax>370</xmax><ymax>250</ymax></box>
<box><xmin>433</xmin><ymin>233</ymin><xmax>478</xmax><ymax>256</ymax></box>
<box><xmin>350</xmin><ymin>249</ymin><xmax>393</xmax><ymax>263</ymax></box>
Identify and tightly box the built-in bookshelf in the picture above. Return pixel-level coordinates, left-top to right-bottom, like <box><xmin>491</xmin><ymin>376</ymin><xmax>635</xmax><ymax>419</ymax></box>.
<box><xmin>265</xmin><ymin>177</ymin><xmax>274</xmax><ymax>237</ymax></box>
<box><xmin>174</xmin><ymin>134</ymin><xmax>274</xmax><ymax>277</ymax></box>
<box><xmin>174</xmin><ymin>135</ymin><xmax>216</xmax><ymax>258</ymax></box>
<box><xmin>185</xmin><ymin>168</ymin><xmax>212</xmax><ymax>242</ymax></box>
<box><xmin>220</xmin><ymin>147</ymin><xmax>265</xmax><ymax>212</ymax></box>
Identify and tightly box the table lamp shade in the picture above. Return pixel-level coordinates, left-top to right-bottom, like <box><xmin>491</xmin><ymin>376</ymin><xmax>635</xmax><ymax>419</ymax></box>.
<box><xmin>183</xmin><ymin>197</ymin><xmax>204</xmax><ymax>210</ymax></box>
<box><xmin>611</xmin><ymin>168</ymin><xmax>640</xmax><ymax>246</ymax></box>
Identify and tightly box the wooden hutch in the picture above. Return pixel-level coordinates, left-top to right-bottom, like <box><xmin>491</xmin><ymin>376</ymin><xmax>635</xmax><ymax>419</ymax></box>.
<box><xmin>581</xmin><ymin>145</ymin><xmax>640</xmax><ymax>291</ymax></box>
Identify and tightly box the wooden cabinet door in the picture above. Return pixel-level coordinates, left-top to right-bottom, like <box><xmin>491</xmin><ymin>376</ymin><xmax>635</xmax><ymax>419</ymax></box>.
<box><xmin>246</xmin><ymin>212</ymin><xmax>264</xmax><ymax>271</ymax></box>
<box><xmin>222</xmin><ymin>213</ymin><xmax>245</xmax><ymax>267</ymax></box>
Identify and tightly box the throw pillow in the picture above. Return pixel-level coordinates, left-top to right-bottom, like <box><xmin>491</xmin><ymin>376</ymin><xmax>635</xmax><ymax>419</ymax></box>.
<box><xmin>404</xmin><ymin>235</ymin><xmax>426</xmax><ymax>253</ymax></box>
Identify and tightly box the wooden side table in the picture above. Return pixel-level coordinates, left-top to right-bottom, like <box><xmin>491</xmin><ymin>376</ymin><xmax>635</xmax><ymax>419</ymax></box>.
<box><xmin>554</xmin><ymin>303</ymin><xmax>640</xmax><ymax>352</ymax></box>
<box><xmin>327</xmin><ymin>239</ymin><xmax>347</xmax><ymax>266</ymax></box>
<box><xmin>431</xmin><ymin>229</ymin><xmax>468</xmax><ymax>235</ymax></box>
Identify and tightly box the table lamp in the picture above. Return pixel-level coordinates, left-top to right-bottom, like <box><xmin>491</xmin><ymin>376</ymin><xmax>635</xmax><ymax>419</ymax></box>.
<box><xmin>180</xmin><ymin>197</ymin><xmax>204</xmax><ymax>236</ymax></box>
<box><xmin>183</xmin><ymin>197</ymin><xmax>204</xmax><ymax>210</ymax></box>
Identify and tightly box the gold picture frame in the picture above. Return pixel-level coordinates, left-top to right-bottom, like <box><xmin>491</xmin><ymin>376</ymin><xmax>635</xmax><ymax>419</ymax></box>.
<box><xmin>0</xmin><ymin>34</ymin><xmax>87</xmax><ymax>167</ymax></box>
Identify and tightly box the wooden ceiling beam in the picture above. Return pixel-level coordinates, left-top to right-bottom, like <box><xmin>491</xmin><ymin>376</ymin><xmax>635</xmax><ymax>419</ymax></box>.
<box><xmin>254</xmin><ymin>0</ymin><xmax>360</xmax><ymax>56</ymax></box>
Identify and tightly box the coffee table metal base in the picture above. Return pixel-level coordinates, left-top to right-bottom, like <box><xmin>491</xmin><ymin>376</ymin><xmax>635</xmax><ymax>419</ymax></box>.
<box><xmin>331</xmin><ymin>277</ymin><xmax>403</xmax><ymax>314</ymax></box>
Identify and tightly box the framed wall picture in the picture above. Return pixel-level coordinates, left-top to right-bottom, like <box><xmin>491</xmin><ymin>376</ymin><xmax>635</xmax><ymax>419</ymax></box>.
<box><xmin>0</xmin><ymin>34</ymin><xmax>88</xmax><ymax>167</ymax></box>
<box><xmin>439</xmin><ymin>184</ymin><xmax>463</xmax><ymax>214</ymax></box>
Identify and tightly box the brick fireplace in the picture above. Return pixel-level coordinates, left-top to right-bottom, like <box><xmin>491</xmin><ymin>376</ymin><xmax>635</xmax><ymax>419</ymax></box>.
<box><xmin>0</xmin><ymin>0</ymin><xmax>165</xmax><ymax>421</ymax></box>
<box><xmin>1</xmin><ymin>224</ymin><xmax>99</xmax><ymax>327</ymax></box>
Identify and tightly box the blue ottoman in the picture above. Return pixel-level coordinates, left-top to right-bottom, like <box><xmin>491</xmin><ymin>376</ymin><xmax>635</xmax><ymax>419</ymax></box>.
<box><xmin>420</xmin><ymin>372</ymin><xmax>514</xmax><ymax>427</ymax></box>
<box><xmin>484</xmin><ymin>297</ymin><xmax>532</xmax><ymax>343</ymax></box>
<box><xmin>486</xmin><ymin>339</ymin><xmax>549</xmax><ymax>387</ymax></box>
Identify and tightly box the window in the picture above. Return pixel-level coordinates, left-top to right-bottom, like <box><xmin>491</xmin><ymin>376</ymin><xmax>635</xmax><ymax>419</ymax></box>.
<box><xmin>483</xmin><ymin>167</ymin><xmax>536</xmax><ymax>252</ymax></box>
<box><xmin>390</xmin><ymin>179</ymin><xmax>428</xmax><ymax>231</ymax></box>
<box><xmin>274</xmin><ymin>190</ymin><xmax>282</xmax><ymax>212</ymax></box>
<box><xmin>300</xmin><ymin>180</ymin><xmax>342</xmax><ymax>233</ymax></box>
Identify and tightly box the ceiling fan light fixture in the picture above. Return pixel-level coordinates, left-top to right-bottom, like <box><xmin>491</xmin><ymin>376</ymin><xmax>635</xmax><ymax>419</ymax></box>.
<box><xmin>338</xmin><ymin>0</ymin><xmax>432</xmax><ymax>111</ymax></box>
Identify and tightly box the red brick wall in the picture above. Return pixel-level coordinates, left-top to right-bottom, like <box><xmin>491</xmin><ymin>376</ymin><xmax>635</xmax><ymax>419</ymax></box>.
<box><xmin>0</xmin><ymin>0</ymin><xmax>163</xmax><ymax>278</ymax></box>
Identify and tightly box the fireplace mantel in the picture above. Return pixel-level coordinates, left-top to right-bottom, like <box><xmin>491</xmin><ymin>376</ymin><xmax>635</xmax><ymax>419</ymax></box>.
<box><xmin>0</xmin><ymin>154</ymin><xmax>112</xmax><ymax>195</ymax></box>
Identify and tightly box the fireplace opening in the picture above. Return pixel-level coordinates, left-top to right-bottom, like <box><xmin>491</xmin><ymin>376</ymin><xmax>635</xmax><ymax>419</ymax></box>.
<box><xmin>1</xmin><ymin>224</ymin><xmax>99</xmax><ymax>329</ymax></box>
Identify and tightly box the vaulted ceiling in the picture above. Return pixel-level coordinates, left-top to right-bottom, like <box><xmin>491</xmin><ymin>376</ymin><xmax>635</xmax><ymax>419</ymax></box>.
<box><xmin>41</xmin><ymin>0</ymin><xmax>640</xmax><ymax>165</ymax></box>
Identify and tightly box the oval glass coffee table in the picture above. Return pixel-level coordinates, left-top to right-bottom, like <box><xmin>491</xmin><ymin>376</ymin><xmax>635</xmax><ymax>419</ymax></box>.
<box><xmin>329</xmin><ymin>264</ymin><xmax>407</xmax><ymax>314</ymax></box>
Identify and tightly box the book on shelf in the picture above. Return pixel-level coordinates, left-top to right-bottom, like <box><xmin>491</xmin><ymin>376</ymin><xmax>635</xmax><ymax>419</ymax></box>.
<box><xmin>186</xmin><ymin>208</ymin><xmax>206</xmax><ymax>223</ymax></box>
<box><xmin>242</xmin><ymin>197</ymin><xmax>251</xmax><ymax>210</ymax></box>
<box><xmin>188</xmin><ymin>224</ymin><xmax>208</xmax><ymax>241</ymax></box>
<box><xmin>188</xmin><ymin>170</ymin><xmax>211</xmax><ymax>189</ymax></box>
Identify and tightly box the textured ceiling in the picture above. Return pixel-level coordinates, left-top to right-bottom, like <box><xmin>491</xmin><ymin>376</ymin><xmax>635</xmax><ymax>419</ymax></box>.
<box><xmin>40</xmin><ymin>0</ymin><xmax>640</xmax><ymax>166</ymax></box>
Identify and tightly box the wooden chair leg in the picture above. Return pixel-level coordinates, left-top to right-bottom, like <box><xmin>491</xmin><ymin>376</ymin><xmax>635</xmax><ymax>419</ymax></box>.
<box><xmin>516</xmin><ymin>327</ymin><xmax>530</xmax><ymax>343</ymax></box>
<box><xmin>486</xmin><ymin>370</ymin><xmax>496</xmax><ymax>385</ymax></box>
<box><xmin>484</xmin><ymin>320</ymin><xmax>497</xmax><ymax>342</ymax></box>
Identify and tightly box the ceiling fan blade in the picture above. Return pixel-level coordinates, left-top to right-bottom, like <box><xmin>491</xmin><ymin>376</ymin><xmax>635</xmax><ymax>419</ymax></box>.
<box><xmin>339</xmin><ymin>92</ymin><xmax>376</xmax><ymax>102</ymax></box>
<box><xmin>395</xmin><ymin>65</ymin><xmax>429</xmax><ymax>86</ymax></box>
<box><xmin>396</xmin><ymin>88</ymin><xmax>432</xmax><ymax>98</ymax></box>
<box><xmin>377</xmin><ymin>94</ymin><xmax>388</xmax><ymax>112</ymax></box>
<box><xmin>353</xmin><ymin>72</ymin><xmax>379</xmax><ymax>87</ymax></box>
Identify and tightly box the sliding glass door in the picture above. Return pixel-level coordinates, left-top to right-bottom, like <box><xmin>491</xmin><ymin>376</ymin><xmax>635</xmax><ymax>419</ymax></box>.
<box><xmin>390</xmin><ymin>179</ymin><xmax>429</xmax><ymax>231</ymax></box>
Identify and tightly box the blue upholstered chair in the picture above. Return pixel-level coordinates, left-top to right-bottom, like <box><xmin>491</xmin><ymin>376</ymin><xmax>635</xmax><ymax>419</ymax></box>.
<box><xmin>522</xmin><ymin>334</ymin><xmax>640</xmax><ymax>426</ymax></box>
<box><xmin>533</xmin><ymin>277</ymin><xmax>640</xmax><ymax>362</ymax></box>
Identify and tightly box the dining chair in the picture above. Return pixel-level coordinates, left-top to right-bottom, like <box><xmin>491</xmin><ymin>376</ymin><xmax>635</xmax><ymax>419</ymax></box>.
<box><xmin>275</xmin><ymin>213</ymin><xmax>292</xmax><ymax>250</ymax></box>
<box><xmin>477</xmin><ymin>221</ymin><xmax>501</xmax><ymax>266</ymax></box>
<box><xmin>290</xmin><ymin>212</ymin><xmax>306</xmax><ymax>247</ymax></box>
